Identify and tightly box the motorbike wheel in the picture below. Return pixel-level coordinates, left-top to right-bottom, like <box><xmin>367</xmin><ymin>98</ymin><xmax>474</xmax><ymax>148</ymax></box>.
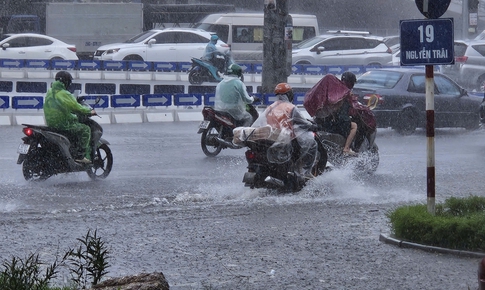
<box><xmin>87</xmin><ymin>144</ymin><xmax>113</xmax><ymax>180</ymax></box>
<box><xmin>189</xmin><ymin>69</ymin><xmax>203</xmax><ymax>85</ymax></box>
<box><xmin>312</xmin><ymin>144</ymin><xmax>328</xmax><ymax>176</ymax></box>
<box><xmin>201</xmin><ymin>125</ymin><xmax>223</xmax><ymax>157</ymax></box>
<box><xmin>22</xmin><ymin>149</ymin><xmax>50</xmax><ymax>181</ymax></box>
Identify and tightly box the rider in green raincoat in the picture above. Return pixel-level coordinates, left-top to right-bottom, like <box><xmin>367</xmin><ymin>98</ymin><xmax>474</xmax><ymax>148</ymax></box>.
<box><xmin>43</xmin><ymin>71</ymin><xmax>94</xmax><ymax>164</ymax></box>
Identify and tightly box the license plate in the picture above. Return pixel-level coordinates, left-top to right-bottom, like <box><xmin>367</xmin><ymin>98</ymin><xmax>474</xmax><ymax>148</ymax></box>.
<box><xmin>17</xmin><ymin>143</ymin><xmax>30</xmax><ymax>154</ymax></box>
<box><xmin>199</xmin><ymin>120</ymin><xmax>210</xmax><ymax>129</ymax></box>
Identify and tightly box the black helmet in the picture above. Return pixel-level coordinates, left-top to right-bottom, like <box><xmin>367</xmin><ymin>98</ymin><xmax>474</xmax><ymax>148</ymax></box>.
<box><xmin>341</xmin><ymin>71</ymin><xmax>357</xmax><ymax>89</ymax></box>
<box><xmin>55</xmin><ymin>71</ymin><xmax>73</xmax><ymax>90</ymax></box>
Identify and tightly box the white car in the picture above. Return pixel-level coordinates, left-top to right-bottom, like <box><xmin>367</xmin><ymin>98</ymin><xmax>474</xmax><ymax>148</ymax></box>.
<box><xmin>93</xmin><ymin>28</ymin><xmax>230</xmax><ymax>62</ymax></box>
<box><xmin>0</xmin><ymin>33</ymin><xmax>78</xmax><ymax>60</ymax></box>
<box><xmin>292</xmin><ymin>33</ymin><xmax>392</xmax><ymax>66</ymax></box>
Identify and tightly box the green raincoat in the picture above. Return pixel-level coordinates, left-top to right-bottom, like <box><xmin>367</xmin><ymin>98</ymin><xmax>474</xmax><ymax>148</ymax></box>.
<box><xmin>43</xmin><ymin>81</ymin><xmax>92</xmax><ymax>159</ymax></box>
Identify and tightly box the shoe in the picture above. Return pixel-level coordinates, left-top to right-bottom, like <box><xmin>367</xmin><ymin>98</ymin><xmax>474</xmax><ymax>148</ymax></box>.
<box><xmin>75</xmin><ymin>157</ymin><xmax>92</xmax><ymax>164</ymax></box>
<box><xmin>343</xmin><ymin>149</ymin><xmax>358</xmax><ymax>156</ymax></box>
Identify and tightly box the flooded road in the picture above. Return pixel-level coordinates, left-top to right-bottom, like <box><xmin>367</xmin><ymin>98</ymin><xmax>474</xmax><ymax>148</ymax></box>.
<box><xmin>1</xmin><ymin>123</ymin><xmax>484</xmax><ymax>289</ymax></box>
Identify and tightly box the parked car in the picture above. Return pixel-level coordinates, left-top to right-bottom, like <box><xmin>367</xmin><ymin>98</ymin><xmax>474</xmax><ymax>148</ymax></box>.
<box><xmin>0</xmin><ymin>33</ymin><xmax>78</xmax><ymax>60</ymax></box>
<box><xmin>352</xmin><ymin>68</ymin><xmax>481</xmax><ymax>135</ymax></box>
<box><xmin>440</xmin><ymin>40</ymin><xmax>485</xmax><ymax>92</ymax></box>
<box><xmin>383</xmin><ymin>35</ymin><xmax>400</xmax><ymax>52</ymax></box>
<box><xmin>291</xmin><ymin>33</ymin><xmax>392</xmax><ymax>66</ymax></box>
<box><xmin>93</xmin><ymin>28</ymin><xmax>230</xmax><ymax>62</ymax></box>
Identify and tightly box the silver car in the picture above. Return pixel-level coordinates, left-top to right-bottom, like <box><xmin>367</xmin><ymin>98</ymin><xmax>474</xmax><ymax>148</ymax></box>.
<box><xmin>440</xmin><ymin>40</ymin><xmax>485</xmax><ymax>92</ymax></box>
<box><xmin>291</xmin><ymin>33</ymin><xmax>392</xmax><ymax>66</ymax></box>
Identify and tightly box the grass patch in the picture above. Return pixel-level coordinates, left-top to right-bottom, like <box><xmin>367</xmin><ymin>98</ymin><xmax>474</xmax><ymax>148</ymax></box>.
<box><xmin>387</xmin><ymin>196</ymin><xmax>485</xmax><ymax>252</ymax></box>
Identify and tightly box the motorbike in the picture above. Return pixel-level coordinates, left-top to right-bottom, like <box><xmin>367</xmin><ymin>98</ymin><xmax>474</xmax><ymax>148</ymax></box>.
<box><xmin>315</xmin><ymin>96</ymin><xmax>380</xmax><ymax>173</ymax></box>
<box><xmin>188</xmin><ymin>50</ymin><xmax>244</xmax><ymax>84</ymax></box>
<box><xmin>237</xmin><ymin>126</ymin><xmax>328</xmax><ymax>192</ymax></box>
<box><xmin>197</xmin><ymin>104</ymin><xmax>259</xmax><ymax>157</ymax></box>
<box><xmin>17</xmin><ymin>96</ymin><xmax>113</xmax><ymax>181</ymax></box>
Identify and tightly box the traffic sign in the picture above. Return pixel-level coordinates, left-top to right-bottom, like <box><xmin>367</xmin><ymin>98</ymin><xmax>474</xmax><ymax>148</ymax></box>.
<box><xmin>203</xmin><ymin>93</ymin><xmax>215</xmax><ymax>106</ymax></box>
<box><xmin>294</xmin><ymin>93</ymin><xmax>305</xmax><ymax>105</ymax></box>
<box><xmin>77</xmin><ymin>60</ymin><xmax>101</xmax><ymax>70</ymax></box>
<box><xmin>174</xmin><ymin>93</ymin><xmax>202</xmax><ymax>106</ymax></box>
<box><xmin>142</xmin><ymin>94</ymin><xmax>172</xmax><ymax>107</ymax></box>
<box><xmin>12</xmin><ymin>96</ymin><xmax>43</xmax><ymax>109</ymax></box>
<box><xmin>0</xmin><ymin>96</ymin><xmax>9</xmax><ymax>108</ymax></box>
<box><xmin>83</xmin><ymin>95</ymin><xmax>109</xmax><ymax>108</ymax></box>
<box><xmin>25</xmin><ymin>59</ymin><xmax>49</xmax><ymax>69</ymax></box>
<box><xmin>51</xmin><ymin>60</ymin><xmax>76</xmax><ymax>70</ymax></box>
<box><xmin>0</xmin><ymin>59</ymin><xmax>23</xmax><ymax>68</ymax></box>
<box><xmin>400</xmin><ymin>18</ymin><xmax>454</xmax><ymax>66</ymax></box>
<box><xmin>103</xmin><ymin>61</ymin><xmax>126</xmax><ymax>70</ymax></box>
<box><xmin>111</xmin><ymin>94</ymin><xmax>140</xmax><ymax>107</ymax></box>
<box><xmin>415</xmin><ymin>0</ymin><xmax>451</xmax><ymax>19</ymax></box>
<box><xmin>128</xmin><ymin>61</ymin><xmax>152</xmax><ymax>71</ymax></box>
<box><xmin>153</xmin><ymin>62</ymin><xmax>177</xmax><ymax>72</ymax></box>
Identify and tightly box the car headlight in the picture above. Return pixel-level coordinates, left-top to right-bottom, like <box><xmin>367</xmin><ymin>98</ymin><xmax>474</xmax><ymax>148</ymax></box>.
<box><xmin>104</xmin><ymin>48</ymin><xmax>120</xmax><ymax>55</ymax></box>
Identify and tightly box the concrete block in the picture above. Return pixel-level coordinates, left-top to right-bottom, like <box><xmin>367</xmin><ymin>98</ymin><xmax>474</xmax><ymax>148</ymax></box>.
<box><xmin>27</xmin><ymin>71</ymin><xmax>52</xmax><ymax>79</ymax></box>
<box><xmin>129</xmin><ymin>72</ymin><xmax>153</xmax><ymax>81</ymax></box>
<box><xmin>94</xmin><ymin>114</ymin><xmax>112</xmax><ymax>124</ymax></box>
<box><xmin>145</xmin><ymin>111</ymin><xmax>174</xmax><ymax>122</ymax></box>
<box><xmin>15</xmin><ymin>115</ymin><xmax>45</xmax><ymax>126</ymax></box>
<box><xmin>113</xmin><ymin>112</ymin><xmax>143</xmax><ymax>123</ymax></box>
<box><xmin>176</xmin><ymin>111</ymin><xmax>202</xmax><ymax>122</ymax></box>
<box><xmin>154</xmin><ymin>73</ymin><xmax>178</xmax><ymax>81</ymax></box>
<box><xmin>78</xmin><ymin>71</ymin><xmax>103</xmax><ymax>80</ymax></box>
<box><xmin>288</xmin><ymin>75</ymin><xmax>304</xmax><ymax>84</ymax></box>
<box><xmin>253</xmin><ymin>74</ymin><xmax>262</xmax><ymax>83</ymax></box>
<box><xmin>1</xmin><ymin>71</ymin><xmax>25</xmax><ymax>78</ymax></box>
<box><xmin>0</xmin><ymin>114</ymin><xmax>11</xmax><ymax>126</ymax></box>
<box><xmin>103</xmin><ymin>72</ymin><xmax>128</xmax><ymax>80</ymax></box>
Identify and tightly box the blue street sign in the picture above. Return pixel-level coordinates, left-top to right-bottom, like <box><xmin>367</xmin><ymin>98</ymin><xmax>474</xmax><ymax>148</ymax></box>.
<box><xmin>174</xmin><ymin>93</ymin><xmax>202</xmax><ymax>106</ymax></box>
<box><xmin>0</xmin><ymin>59</ymin><xmax>24</xmax><ymax>68</ymax></box>
<box><xmin>77</xmin><ymin>60</ymin><xmax>101</xmax><ymax>70</ymax></box>
<box><xmin>294</xmin><ymin>93</ymin><xmax>305</xmax><ymax>105</ymax></box>
<box><xmin>12</xmin><ymin>96</ymin><xmax>43</xmax><ymax>109</ymax></box>
<box><xmin>264</xmin><ymin>93</ymin><xmax>277</xmax><ymax>105</ymax></box>
<box><xmin>303</xmin><ymin>65</ymin><xmax>326</xmax><ymax>75</ymax></box>
<box><xmin>400</xmin><ymin>18</ymin><xmax>454</xmax><ymax>66</ymax></box>
<box><xmin>111</xmin><ymin>94</ymin><xmax>140</xmax><ymax>107</ymax></box>
<box><xmin>153</xmin><ymin>62</ymin><xmax>177</xmax><ymax>71</ymax></box>
<box><xmin>253</xmin><ymin>64</ymin><xmax>263</xmax><ymax>73</ymax></box>
<box><xmin>51</xmin><ymin>60</ymin><xmax>76</xmax><ymax>70</ymax></box>
<box><xmin>142</xmin><ymin>94</ymin><xmax>172</xmax><ymax>107</ymax></box>
<box><xmin>204</xmin><ymin>93</ymin><xmax>215</xmax><ymax>106</ymax></box>
<box><xmin>0</xmin><ymin>96</ymin><xmax>9</xmax><ymax>108</ymax></box>
<box><xmin>25</xmin><ymin>59</ymin><xmax>49</xmax><ymax>69</ymax></box>
<box><xmin>252</xmin><ymin>93</ymin><xmax>263</xmax><ymax>105</ymax></box>
<box><xmin>178</xmin><ymin>62</ymin><xmax>192</xmax><ymax>72</ymax></box>
<box><xmin>103</xmin><ymin>61</ymin><xmax>126</xmax><ymax>70</ymax></box>
<box><xmin>239</xmin><ymin>63</ymin><xmax>253</xmax><ymax>74</ymax></box>
<box><xmin>83</xmin><ymin>95</ymin><xmax>109</xmax><ymax>108</ymax></box>
<box><xmin>291</xmin><ymin>64</ymin><xmax>303</xmax><ymax>74</ymax></box>
<box><xmin>128</xmin><ymin>61</ymin><xmax>152</xmax><ymax>71</ymax></box>
<box><xmin>326</xmin><ymin>66</ymin><xmax>344</xmax><ymax>75</ymax></box>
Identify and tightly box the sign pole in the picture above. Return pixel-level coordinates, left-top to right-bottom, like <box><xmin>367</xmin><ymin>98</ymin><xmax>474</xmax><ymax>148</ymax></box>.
<box><xmin>425</xmin><ymin>64</ymin><xmax>436</xmax><ymax>214</ymax></box>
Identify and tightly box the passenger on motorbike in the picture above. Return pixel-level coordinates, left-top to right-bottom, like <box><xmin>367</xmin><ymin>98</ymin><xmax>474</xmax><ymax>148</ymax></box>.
<box><xmin>316</xmin><ymin>71</ymin><xmax>358</xmax><ymax>156</ymax></box>
<box><xmin>201</xmin><ymin>34</ymin><xmax>225</xmax><ymax>74</ymax></box>
<box><xmin>43</xmin><ymin>71</ymin><xmax>96</xmax><ymax>164</ymax></box>
<box><xmin>214</xmin><ymin>64</ymin><xmax>255</xmax><ymax>127</ymax></box>
<box><xmin>255</xmin><ymin>83</ymin><xmax>318</xmax><ymax>180</ymax></box>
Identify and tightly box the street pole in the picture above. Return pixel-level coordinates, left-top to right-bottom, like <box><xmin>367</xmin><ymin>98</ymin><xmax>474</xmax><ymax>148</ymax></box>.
<box><xmin>262</xmin><ymin>0</ymin><xmax>288</xmax><ymax>94</ymax></box>
<box><xmin>425</xmin><ymin>65</ymin><xmax>436</xmax><ymax>214</ymax></box>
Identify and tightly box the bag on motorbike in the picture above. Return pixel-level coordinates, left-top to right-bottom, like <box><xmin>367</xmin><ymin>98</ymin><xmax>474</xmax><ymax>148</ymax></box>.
<box><xmin>349</xmin><ymin>100</ymin><xmax>377</xmax><ymax>132</ymax></box>
<box><xmin>232</xmin><ymin>125</ymin><xmax>281</xmax><ymax>145</ymax></box>
<box><xmin>303</xmin><ymin>74</ymin><xmax>351</xmax><ymax>117</ymax></box>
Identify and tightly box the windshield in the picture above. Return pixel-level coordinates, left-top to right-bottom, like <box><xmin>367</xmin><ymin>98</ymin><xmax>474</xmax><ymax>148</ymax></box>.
<box><xmin>293</xmin><ymin>36</ymin><xmax>325</xmax><ymax>49</ymax></box>
<box><xmin>356</xmin><ymin>70</ymin><xmax>402</xmax><ymax>89</ymax></box>
<box><xmin>124</xmin><ymin>31</ymin><xmax>159</xmax><ymax>43</ymax></box>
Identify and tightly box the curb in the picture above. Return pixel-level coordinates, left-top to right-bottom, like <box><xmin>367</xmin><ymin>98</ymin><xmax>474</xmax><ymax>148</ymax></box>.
<box><xmin>379</xmin><ymin>233</ymin><xmax>485</xmax><ymax>259</ymax></box>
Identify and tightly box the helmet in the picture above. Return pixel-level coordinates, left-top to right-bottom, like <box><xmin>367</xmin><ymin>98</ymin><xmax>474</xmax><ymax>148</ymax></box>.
<box><xmin>55</xmin><ymin>71</ymin><xmax>73</xmax><ymax>90</ymax></box>
<box><xmin>210</xmin><ymin>34</ymin><xmax>219</xmax><ymax>42</ymax></box>
<box><xmin>341</xmin><ymin>71</ymin><xmax>357</xmax><ymax>89</ymax></box>
<box><xmin>274</xmin><ymin>83</ymin><xmax>294</xmax><ymax>102</ymax></box>
<box><xmin>227</xmin><ymin>63</ymin><xmax>242</xmax><ymax>77</ymax></box>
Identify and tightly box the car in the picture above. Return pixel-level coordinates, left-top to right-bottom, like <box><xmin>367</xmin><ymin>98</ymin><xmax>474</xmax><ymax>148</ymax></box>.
<box><xmin>383</xmin><ymin>35</ymin><xmax>400</xmax><ymax>52</ymax></box>
<box><xmin>352</xmin><ymin>67</ymin><xmax>482</xmax><ymax>135</ymax></box>
<box><xmin>440</xmin><ymin>40</ymin><xmax>485</xmax><ymax>92</ymax></box>
<box><xmin>291</xmin><ymin>33</ymin><xmax>392</xmax><ymax>66</ymax></box>
<box><xmin>93</xmin><ymin>28</ymin><xmax>230</xmax><ymax>62</ymax></box>
<box><xmin>0</xmin><ymin>33</ymin><xmax>78</xmax><ymax>60</ymax></box>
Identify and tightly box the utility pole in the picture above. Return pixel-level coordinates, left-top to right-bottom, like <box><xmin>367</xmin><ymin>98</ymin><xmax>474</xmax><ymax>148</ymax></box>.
<box><xmin>262</xmin><ymin>0</ymin><xmax>289</xmax><ymax>94</ymax></box>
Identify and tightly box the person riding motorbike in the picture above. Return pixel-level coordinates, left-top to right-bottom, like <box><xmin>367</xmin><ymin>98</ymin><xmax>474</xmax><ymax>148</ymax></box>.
<box><xmin>201</xmin><ymin>34</ymin><xmax>225</xmax><ymax>74</ymax></box>
<box><xmin>43</xmin><ymin>71</ymin><xmax>96</xmax><ymax>164</ymax></box>
<box><xmin>255</xmin><ymin>83</ymin><xmax>318</xmax><ymax>180</ymax></box>
<box><xmin>214</xmin><ymin>64</ymin><xmax>255</xmax><ymax>127</ymax></box>
<box><xmin>316</xmin><ymin>71</ymin><xmax>358</xmax><ymax>156</ymax></box>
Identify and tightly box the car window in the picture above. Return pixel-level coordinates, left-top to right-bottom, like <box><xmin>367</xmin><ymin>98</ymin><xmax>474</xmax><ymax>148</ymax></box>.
<box><xmin>356</xmin><ymin>70</ymin><xmax>402</xmax><ymax>89</ymax></box>
<box><xmin>434</xmin><ymin>75</ymin><xmax>461</xmax><ymax>96</ymax></box>
<box><xmin>293</xmin><ymin>26</ymin><xmax>316</xmax><ymax>42</ymax></box>
<box><xmin>7</xmin><ymin>36</ymin><xmax>28</xmax><ymax>47</ymax></box>
<box><xmin>153</xmin><ymin>32</ymin><xmax>177</xmax><ymax>44</ymax></box>
<box><xmin>320</xmin><ymin>38</ymin><xmax>345</xmax><ymax>50</ymax></box>
<box><xmin>471</xmin><ymin>44</ymin><xmax>485</xmax><ymax>56</ymax></box>
<box><xmin>177</xmin><ymin>32</ymin><xmax>208</xmax><ymax>44</ymax></box>
<box><xmin>197</xmin><ymin>24</ymin><xmax>229</xmax><ymax>43</ymax></box>
<box><xmin>125</xmin><ymin>30</ymin><xmax>158</xmax><ymax>43</ymax></box>
<box><xmin>454</xmin><ymin>42</ymin><xmax>468</xmax><ymax>57</ymax></box>
<box><xmin>28</xmin><ymin>37</ymin><xmax>53</xmax><ymax>46</ymax></box>
<box><xmin>408</xmin><ymin>75</ymin><xmax>427</xmax><ymax>93</ymax></box>
<box><xmin>293</xmin><ymin>36</ymin><xmax>325</xmax><ymax>49</ymax></box>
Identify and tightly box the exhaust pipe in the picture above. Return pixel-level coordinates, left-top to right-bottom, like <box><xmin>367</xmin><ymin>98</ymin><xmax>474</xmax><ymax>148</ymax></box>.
<box><xmin>216</xmin><ymin>137</ymin><xmax>242</xmax><ymax>149</ymax></box>
<box><xmin>265</xmin><ymin>176</ymin><xmax>285</xmax><ymax>187</ymax></box>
